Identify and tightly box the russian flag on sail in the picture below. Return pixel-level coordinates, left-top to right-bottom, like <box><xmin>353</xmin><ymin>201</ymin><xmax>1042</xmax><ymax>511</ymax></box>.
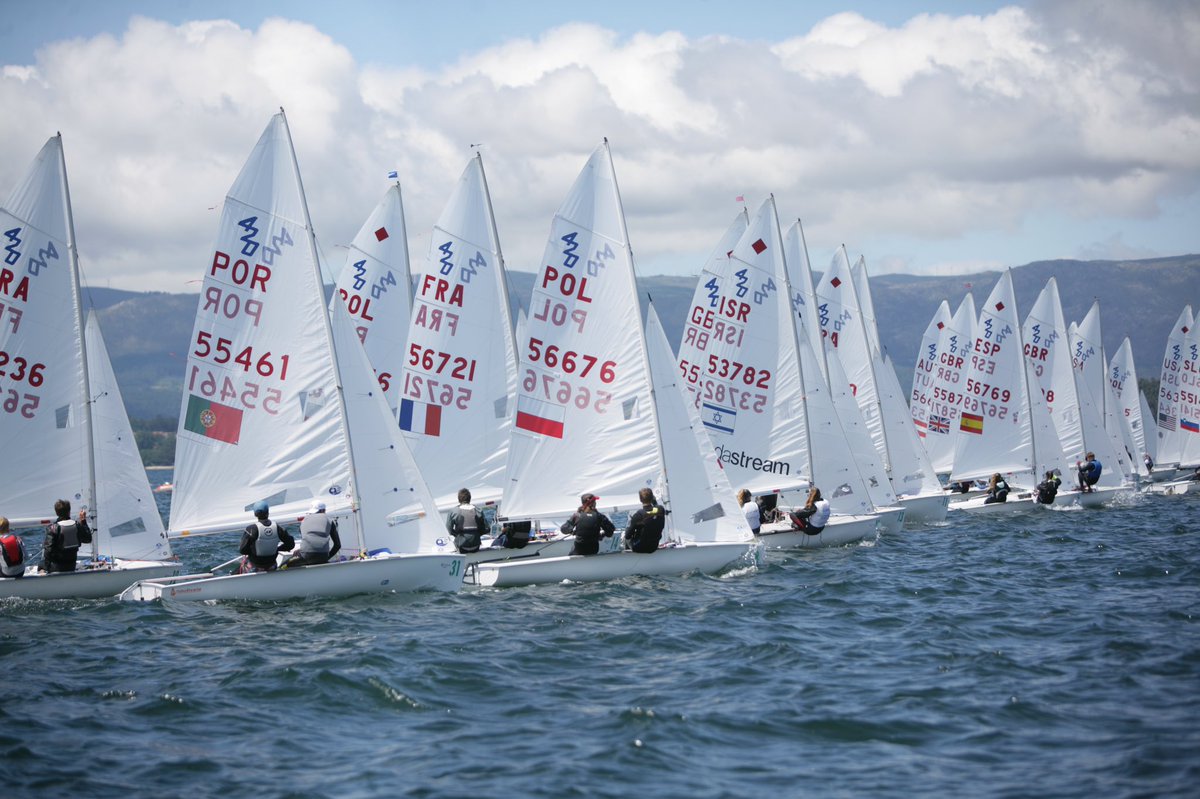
<box><xmin>515</xmin><ymin>395</ymin><xmax>565</xmax><ymax>438</ymax></box>
<box><xmin>399</xmin><ymin>399</ymin><xmax>441</xmax><ymax>436</ymax></box>
<box><xmin>1182</xmin><ymin>419</ymin><xmax>1200</xmax><ymax>434</ymax></box>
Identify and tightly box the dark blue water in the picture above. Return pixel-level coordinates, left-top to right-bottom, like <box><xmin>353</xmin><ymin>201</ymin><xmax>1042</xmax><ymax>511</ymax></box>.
<box><xmin>2</xmin><ymin>471</ymin><xmax>1197</xmax><ymax>798</ymax></box>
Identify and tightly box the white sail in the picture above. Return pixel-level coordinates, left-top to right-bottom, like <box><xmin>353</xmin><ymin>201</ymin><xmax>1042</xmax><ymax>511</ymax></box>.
<box><xmin>400</xmin><ymin>154</ymin><xmax>516</xmax><ymax>507</ymax></box>
<box><xmin>502</xmin><ymin>142</ymin><xmax>661</xmax><ymax>519</ymax></box>
<box><xmin>1156</xmin><ymin>306</ymin><xmax>1193</xmax><ymax>467</ymax></box>
<box><xmin>849</xmin><ymin>255</ymin><xmax>883</xmax><ymax>358</ymax></box>
<box><xmin>782</xmin><ymin>219</ymin><xmax>828</xmax><ymax>386</ymax></box>
<box><xmin>328</xmin><ymin>297</ymin><xmax>449</xmax><ymax>554</ymax></box>
<box><xmin>0</xmin><ymin>136</ymin><xmax>91</xmax><ymax>526</ymax></box>
<box><xmin>644</xmin><ymin>305</ymin><xmax>752</xmax><ymax>544</ymax></box>
<box><xmin>951</xmin><ymin>271</ymin><xmax>1041</xmax><ymax>483</ymax></box>
<box><xmin>1107</xmin><ymin>340</ymin><xmax>1146</xmax><ymax>472</ymax></box>
<box><xmin>85</xmin><ymin>314</ymin><xmax>171</xmax><ymax>561</ymax></box>
<box><xmin>817</xmin><ymin>248</ymin><xmax>890</xmax><ymax>474</ymax></box>
<box><xmin>676</xmin><ymin>198</ymin><xmax>810</xmax><ymax>494</ymax></box>
<box><xmin>1073</xmin><ymin>303</ymin><xmax>1133</xmax><ymax>481</ymax></box>
<box><xmin>1139</xmin><ymin>390</ymin><xmax>1157</xmax><ymax>462</ymax></box>
<box><xmin>1179</xmin><ymin>320</ymin><xmax>1200</xmax><ymax>466</ymax></box>
<box><xmin>170</xmin><ymin>114</ymin><xmax>354</xmax><ymax>535</ymax></box>
<box><xmin>924</xmin><ymin>293</ymin><xmax>977</xmax><ymax>473</ymax></box>
<box><xmin>1023</xmin><ymin>279</ymin><xmax>1085</xmax><ymax>466</ymax></box>
<box><xmin>910</xmin><ymin>300</ymin><xmax>951</xmax><ymax>449</ymax></box>
<box><xmin>333</xmin><ymin>183</ymin><xmax>413</xmax><ymax>415</ymax></box>
<box><xmin>878</xmin><ymin>353</ymin><xmax>943</xmax><ymax>497</ymax></box>
<box><xmin>1068</xmin><ymin>318</ymin><xmax>1129</xmax><ymax>486</ymax></box>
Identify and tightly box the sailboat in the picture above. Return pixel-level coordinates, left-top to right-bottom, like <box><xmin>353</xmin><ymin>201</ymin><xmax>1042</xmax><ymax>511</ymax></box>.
<box><xmin>949</xmin><ymin>271</ymin><xmax>1071</xmax><ymax>513</ymax></box>
<box><xmin>398</xmin><ymin>152</ymin><xmax>574</xmax><ymax>562</ymax></box>
<box><xmin>675</xmin><ymin>202</ymin><xmax>879</xmax><ymax>547</ymax></box>
<box><xmin>1108</xmin><ymin>338</ymin><xmax>1150</xmax><ymax>478</ymax></box>
<box><xmin>472</xmin><ymin>142</ymin><xmax>757</xmax><ymax>588</ymax></box>
<box><xmin>0</xmin><ymin>135</ymin><xmax>177</xmax><ymax>599</ymax></box>
<box><xmin>1070</xmin><ymin>302</ymin><xmax>1134</xmax><ymax>485</ymax></box>
<box><xmin>1146</xmin><ymin>306</ymin><xmax>1200</xmax><ymax>494</ymax></box>
<box><xmin>121</xmin><ymin>112</ymin><xmax>463</xmax><ymax>601</ymax></box>
<box><xmin>332</xmin><ymin>181</ymin><xmax>414</xmax><ymax>416</ymax></box>
<box><xmin>918</xmin><ymin>293</ymin><xmax>977</xmax><ymax>480</ymax></box>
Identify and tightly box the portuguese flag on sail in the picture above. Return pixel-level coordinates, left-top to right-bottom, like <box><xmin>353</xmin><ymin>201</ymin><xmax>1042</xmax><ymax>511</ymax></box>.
<box><xmin>183</xmin><ymin>394</ymin><xmax>243</xmax><ymax>444</ymax></box>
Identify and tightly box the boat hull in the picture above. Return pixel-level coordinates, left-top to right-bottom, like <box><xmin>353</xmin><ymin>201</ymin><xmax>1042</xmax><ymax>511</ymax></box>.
<box><xmin>1144</xmin><ymin>480</ymin><xmax>1195</xmax><ymax>496</ymax></box>
<box><xmin>756</xmin><ymin>514</ymin><xmax>878</xmax><ymax>549</ymax></box>
<box><xmin>470</xmin><ymin>542</ymin><xmax>755</xmax><ymax>588</ymax></box>
<box><xmin>874</xmin><ymin>505</ymin><xmax>906</xmax><ymax>534</ymax></box>
<box><xmin>897</xmin><ymin>492</ymin><xmax>950</xmax><ymax>525</ymax></box>
<box><xmin>464</xmin><ymin>537</ymin><xmax>576</xmax><ymax>565</ymax></box>
<box><xmin>0</xmin><ymin>561</ymin><xmax>180</xmax><ymax>600</ymax></box>
<box><xmin>952</xmin><ymin>486</ymin><xmax>1128</xmax><ymax>513</ymax></box>
<box><xmin>119</xmin><ymin>554</ymin><xmax>464</xmax><ymax>602</ymax></box>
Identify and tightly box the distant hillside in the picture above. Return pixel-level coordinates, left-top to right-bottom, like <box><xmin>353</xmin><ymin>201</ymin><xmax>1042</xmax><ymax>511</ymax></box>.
<box><xmin>94</xmin><ymin>254</ymin><xmax>1198</xmax><ymax>425</ymax></box>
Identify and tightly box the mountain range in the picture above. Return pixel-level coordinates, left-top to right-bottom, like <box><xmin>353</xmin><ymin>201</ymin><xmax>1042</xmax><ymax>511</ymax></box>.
<box><xmin>87</xmin><ymin>254</ymin><xmax>1198</xmax><ymax>423</ymax></box>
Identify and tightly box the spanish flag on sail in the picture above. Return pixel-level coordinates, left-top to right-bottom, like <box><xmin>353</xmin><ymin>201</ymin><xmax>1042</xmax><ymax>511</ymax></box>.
<box><xmin>960</xmin><ymin>412</ymin><xmax>984</xmax><ymax>435</ymax></box>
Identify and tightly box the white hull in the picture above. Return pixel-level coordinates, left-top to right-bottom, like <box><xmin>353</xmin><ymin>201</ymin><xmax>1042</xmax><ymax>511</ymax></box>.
<box><xmin>119</xmin><ymin>554</ymin><xmax>464</xmax><ymax>602</ymax></box>
<box><xmin>874</xmin><ymin>505</ymin><xmax>906</xmax><ymax>534</ymax></box>
<box><xmin>464</xmin><ymin>537</ymin><xmax>576</xmax><ymax>565</ymax></box>
<box><xmin>952</xmin><ymin>486</ymin><xmax>1127</xmax><ymax>514</ymax></box>
<box><xmin>897</xmin><ymin>492</ymin><xmax>950</xmax><ymax>525</ymax></box>
<box><xmin>756</xmin><ymin>514</ymin><xmax>878</xmax><ymax>549</ymax></box>
<box><xmin>0</xmin><ymin>560</ymin><xmax>180</xmax><ymax>600</ymax></box>
<box><xmin>469</xmin><ymin>542</ymin><xmax>755</xmax><ymax>588</ymax></box>
<box><xmin>1143</xmin><ymin>480</ymin><xmax>1195</xmax><ymax>496</ymax></box>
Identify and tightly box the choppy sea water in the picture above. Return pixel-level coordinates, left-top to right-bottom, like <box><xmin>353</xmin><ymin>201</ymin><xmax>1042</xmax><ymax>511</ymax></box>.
<box><xmin>1</xmin><ymin>471</ymin><xmax>1197</xmax><ymax>799</ymax></box>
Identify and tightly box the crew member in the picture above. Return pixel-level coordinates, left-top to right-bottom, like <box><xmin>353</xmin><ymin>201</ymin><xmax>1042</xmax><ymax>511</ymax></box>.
<box><xmin>445</xmin><ymin>488</ymin><xmax>488</xmax><ymax>554</ymax></box>
<box><xmin>238</xmin><ymin>501</ymin><xmax>295</xmax><ymax>573</ymax></box>
<box><xmin>1</xmin><ymin>517</ymin><xmax>26</xmax><ymax>578</ymax></box>
<box><xmin>1077</xmin><ymin>452</ymin><xmax>1102</xmax><ymax>493</ymax></box>
<box><xmin>41</xmin><ymin>499</ymin><xmax>93</xmax><ymax>573</ymax></box>
<box><xmin>983</xmin><ymin>474</ymin><xmax>1010</xmax><ymax>504</ymax></box>
<box><xmin>625</xmin><ymin>488</ymin><xmax>667</xmax><ymax>553</ymax></box>
<box><xmin>562</xmin><ymin>493</ymin><xmax>615</xmax><ymax>556</ymax></box>
<box><xmin>286</xmin><ymin>501</ymin><xmax>341</xmax><ymax>566</ymax></box>
<box><xmin>737</xmin><ymin>489</ymin><xmax>760</xmax><ymax>535</ymax></box>
<box><xmin>1035</xmin><ymin>471</ymin><xmax>1061</xmax><ymax>505</ymax></box>
<box><xmin>791</xmin><ymin>487</ymin><xmax>831</xmax><ymax>534</ymax></box>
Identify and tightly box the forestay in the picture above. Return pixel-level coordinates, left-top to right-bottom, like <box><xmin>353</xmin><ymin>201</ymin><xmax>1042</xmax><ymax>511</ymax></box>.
<box><xmin>170</xmin><ymin>114</ymin><xmax>352</xmax><ymax>535</ymax></box>
<box><xmin>502</xmin><ymin>142</ymin><xmax>660</xmax><ymax>520</ymax></box>
<box><xmin>333</xmin><ymin>183</ymin><xmax>413</xmax><ymax>415</ymax></box>
<box><xmin>676</xmin><ymin>198</ymin><xmax>810</xmax><ymax>494</ymax></box>
<box><xmin>400</xmin><ymin>154</ymin><xmax>516</xmax><ymax>507</ymax></box>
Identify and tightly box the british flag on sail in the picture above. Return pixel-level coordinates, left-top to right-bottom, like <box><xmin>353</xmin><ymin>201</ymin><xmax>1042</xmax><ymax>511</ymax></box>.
<box><xmin>928</xmin><ymin>415</ymin><xmax>950</xmax><ymax>434</ymax></box>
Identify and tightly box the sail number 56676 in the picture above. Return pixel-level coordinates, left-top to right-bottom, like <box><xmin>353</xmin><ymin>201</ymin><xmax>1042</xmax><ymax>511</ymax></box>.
<box><xmin>526</xmin><ymin>338</ymin><xmax>615</xmax><ymax>383</ymax></box>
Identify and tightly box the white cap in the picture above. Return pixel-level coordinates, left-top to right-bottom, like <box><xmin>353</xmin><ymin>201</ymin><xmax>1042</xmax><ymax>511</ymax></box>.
<box><xmin>310</xmin><ymin>501</ymin><xmax>326</xmax><ymax>513</ymax></box>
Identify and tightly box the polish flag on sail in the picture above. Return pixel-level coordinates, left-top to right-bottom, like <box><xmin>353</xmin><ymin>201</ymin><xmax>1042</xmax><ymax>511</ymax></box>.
<box><xmin>515</xmin><ymin>395</ymin><xmax>565</xmax><ymax>438</ymax></box>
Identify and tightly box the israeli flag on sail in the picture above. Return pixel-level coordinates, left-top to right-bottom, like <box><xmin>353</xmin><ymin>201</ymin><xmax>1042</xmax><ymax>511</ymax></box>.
<box><xmin>701</xmin><ymin>402</ymin><xmax>736</xmax><ymax>435</ymax></box>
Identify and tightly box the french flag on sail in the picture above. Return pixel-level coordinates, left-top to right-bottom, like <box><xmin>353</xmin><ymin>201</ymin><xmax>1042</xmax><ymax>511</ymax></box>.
<box><xmin>399</xmin><ymin>399</ymin><xmax>441</xmax><ymax>436</ymax></box>
<box><xmin>516</xmin><ymin>395</ymin><xmax>566</xmax><ymax>438</ymax></box>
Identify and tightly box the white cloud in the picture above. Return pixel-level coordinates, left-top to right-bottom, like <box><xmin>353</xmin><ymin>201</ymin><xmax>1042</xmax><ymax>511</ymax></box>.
<box><xmin>0</xmin><ymin>5</ymin><xmax>1196</xmax><ymax>292</ymax></box>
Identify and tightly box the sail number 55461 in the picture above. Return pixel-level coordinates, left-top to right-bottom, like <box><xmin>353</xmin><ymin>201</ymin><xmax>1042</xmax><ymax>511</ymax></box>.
<box><xmin>194</xmin><ymin>331</ymin><xmax>291</xmax><ymax>380</ymax></box>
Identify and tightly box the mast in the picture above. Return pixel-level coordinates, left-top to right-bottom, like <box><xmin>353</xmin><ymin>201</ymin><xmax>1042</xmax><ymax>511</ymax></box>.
<box><xmin>393</xmin><ymin>179</ymin><xmax>414</xmax><ymax>318</ymax></box>
<box><xmin>777</xmin><ymin>202</ymin><xmax>816</xmax><ymax>485</ymax></box>
<box><xmin>850</xmin><ymin>255</ymin><xmax>894</xmax><ymax>474</ymax></box>
<box><xmin>58</xmin><ymin>133</ymin><xmax>98</xmax><ymax>558</ymax></box>
<box><xmin>280</xmin><ymin>109</ymin><xmax>368</xmax><ymax>555</ymax></box>
<box><xmin>475</xmin><ymin>150</ymin><xmax>518</xmax><ymax>352</ymax></box>
<box><xmin>605</xmin><ymin>139</ymin><xmax>670</xmax><ymax>528</ymax></box>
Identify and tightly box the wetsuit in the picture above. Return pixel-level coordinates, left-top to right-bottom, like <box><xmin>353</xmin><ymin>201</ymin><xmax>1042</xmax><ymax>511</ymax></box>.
<box><xmin>564</xmin><ymin>509</ymin><xmax>615</xmax><ymax>556</ymax></box>
<box><xmin>625</xmin><ymin>503</ymin><xmax>666</xmax><ymax>553</ymax></box>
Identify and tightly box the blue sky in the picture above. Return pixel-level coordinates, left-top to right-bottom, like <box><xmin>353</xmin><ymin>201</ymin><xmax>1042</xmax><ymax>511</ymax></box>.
<box><xmin>1</xmin><ymin>0</ymin><xmax>1197</xmax><ymax>292</ymax></box>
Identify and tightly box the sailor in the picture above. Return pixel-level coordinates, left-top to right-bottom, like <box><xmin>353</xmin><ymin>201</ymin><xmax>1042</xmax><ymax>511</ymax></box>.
<box><xmin>1035</xmin><ymin>470</ymin><xmax>1061</xmax><ymax>505</ymax></box>
<box><xmin>1076</xmin><ymin>452</ymin><xmax>1102</xmax><ymax>493</ymax></box>
<box><xmin>445</xmin><ymin>489</ymin><xmax>488</xmax><ymax>554</ymax></box>
<box><xmin>983</xmin><ymin>474</ymin><xmax>1010</xmax><ymax>504</ymax></box>
<box><xmin>737</xmin><ymin>489</ymin><xmax>761</xmax><ymax>535</ymax></box>
<box><xmin>1143</xmin><ymin>453</ymin><xmax>1154</xmax><ymax>475</ymax></box>
<box><xmin>0</xmin><ymin>517</ymin><xmax>27</xmax><ymax>578</ymax></box>
<box><xmin>286</xmin><ymin>501</ymin><xmax>341</xmax><ymax>567</ymax></box>
<box><xmin>790</xmin><ymin>487</ymin><xmax>831</xmax><ymax>534</ymax></box>
<box><xmin>562</xmin><ymin>493</ymin><xmax>615</xmax><ymax>556</ymax></box>
<box><xmin>625</xmin><ymin>488</ymin><xmax>667</xmax><ymax>553</ymax></box>
<box><xmin>238</xmin><ymin>501</ymin><xmax>295</xmax><ymax>573</ymax></box>
<box><xmin>41</xmin><ymin>499</ymin><xmax>93</xmax><ymax>573</ymax></box>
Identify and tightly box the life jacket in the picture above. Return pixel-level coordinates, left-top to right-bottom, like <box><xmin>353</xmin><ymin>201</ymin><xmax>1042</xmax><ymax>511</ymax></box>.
<box><xmin>1</xmin><ymin>534</ymin><xmax>25</xmax><ymax>577</ymax></box>
<box><xmin>627</xmin><ymin>505</ymin><xmax>664</xmax><ymax>553</ymax></box>
<box><xmin>572</xmin><ymin>510</ymin><xmax>604</xmax><ymax>543</ymax></box>
<box><xmin>452</xmin><ymin>505</ymin><xmax>484</xmax><ymax>553</ymax></box>
<box><xmin>808</xmin><ymin>500</ymin><xmax>831</xmax><ymax>529</ymax></box>
<box><xmin>253</xmin><ymin>521</ymin><xmax>281</xmax><ymax>558</ymax></box>
<box><xmin>298</xmin><ymin>513</ymin><xmax>333</xmax><ymax>555</ymax></box>
<box><xmin>53</xmin><ymin>519</ymin><xmax>81</xmax><ymax>552</ymax></box>
<box><xmin>1037</xmin><ymin>481</ymin><xmax>1058</xmax><ymax>504</ymax></box>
